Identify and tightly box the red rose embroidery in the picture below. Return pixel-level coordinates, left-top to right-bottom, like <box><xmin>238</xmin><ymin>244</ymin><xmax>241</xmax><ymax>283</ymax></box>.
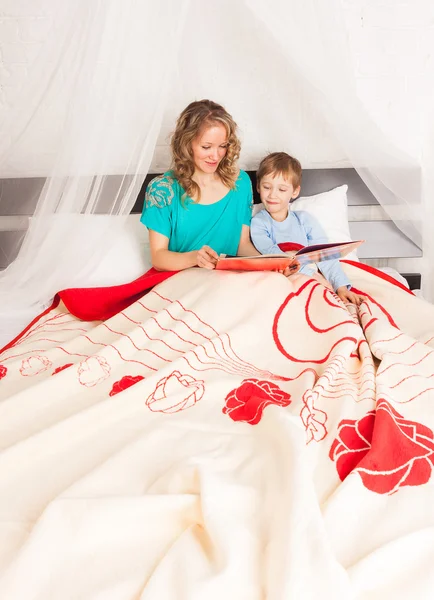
<box><xmin>52</xmin><ymin>363</ymin><xmax>73</xmax><ymax>376</ymax></box>
<box><xmin>145</xmin><ymin>371</ymin><xmax>204</xmax><ymax>413</ymax></box>
<box><xmin>300</xmin><ymin>390</ymin><xmax>328</xmax><ymax>443</ymax></box>
<box><xmin>20</xmin><ymin>355</ymin><xmax>52</xmax><ymax>377</ymax></box>
<box><xmin>329</xmin><ymin>410</ymin><xmax>375</xmax><ymax>480</ymax></box>
<box><xmin>109</xmin><ymin>375</ymin><xmax>145</xmax><ymax>397</ymax></box>
<box><xmin>0</xmin><ymin>364</ymin><xmax>7</xmax><ymax>379</ymax></box>
<box><xmin>223</xmin><ymin>378</ymin><xmax>291</xmax><ymax>425</ymax></box>
<box><xmin>330</xmin><ymin>400</ymin><xmax>434</xmax><ymax>494</ymax></box>
<box><xmin>78</xmin><ymin>356</ymin><xmax>111</xmax><ymax>387</ymax></box>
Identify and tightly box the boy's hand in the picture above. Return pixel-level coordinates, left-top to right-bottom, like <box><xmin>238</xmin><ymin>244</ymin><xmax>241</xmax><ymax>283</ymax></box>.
<box><xmin>280</xmin><ymin>260</ymin><xmax>300</xmax><ymax>277</ymax></box>
<box><xmin>337</xmin><ymin>287</ymin><xmax>363</xmax><ymax>305</ymax></box>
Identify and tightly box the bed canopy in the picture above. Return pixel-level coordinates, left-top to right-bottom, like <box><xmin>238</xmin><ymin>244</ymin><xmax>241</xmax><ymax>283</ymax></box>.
<box><xmin>0</xmin><ymin>0</ymin><xmax>431</xmax><ymax>322</ymax></box>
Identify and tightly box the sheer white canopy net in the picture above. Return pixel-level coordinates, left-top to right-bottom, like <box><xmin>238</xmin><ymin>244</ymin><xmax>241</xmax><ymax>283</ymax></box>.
<box><xmin>0</xmin><ymin>0</ymin><xmax>432</xmax><ymax>340</ymax></box>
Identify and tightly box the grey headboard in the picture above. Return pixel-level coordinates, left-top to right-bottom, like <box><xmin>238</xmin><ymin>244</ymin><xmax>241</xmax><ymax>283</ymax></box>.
<box><xmin>299</xmin><ymin>169</ymin><xmax>422</xmax><ymax>261</ymax></box>
<box><xmin>0</xmin><ymin>168</ymin><xmax>422</xmax><ymax>272</ymax></box>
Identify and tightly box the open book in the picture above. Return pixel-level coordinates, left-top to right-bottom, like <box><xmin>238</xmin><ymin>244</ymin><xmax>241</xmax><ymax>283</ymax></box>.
<box><xmin>215</xmin><ymin>240</ymin><xmax>364</xmax><ymax>272</ymax></box>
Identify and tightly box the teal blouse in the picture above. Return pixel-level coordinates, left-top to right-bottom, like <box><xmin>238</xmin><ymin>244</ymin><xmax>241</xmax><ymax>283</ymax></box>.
<box><xmin>140</xmin><ymin>170</ymin><xmax>253</xmax><ymax>256</ymax></box>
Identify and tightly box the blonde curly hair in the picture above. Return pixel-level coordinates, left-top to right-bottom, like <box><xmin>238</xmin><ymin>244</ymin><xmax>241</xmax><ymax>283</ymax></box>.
<box><xmin>171</xmin><ymin>99</ymin><xmax>241</xmax><ymax>203</ymax></box>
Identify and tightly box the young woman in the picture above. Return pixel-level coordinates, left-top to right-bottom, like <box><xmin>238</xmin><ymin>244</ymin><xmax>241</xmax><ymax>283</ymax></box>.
<box><xmin>141</xmin><ymin>99</ymin><xmax>260</xmax><ymax>271</ymax></box>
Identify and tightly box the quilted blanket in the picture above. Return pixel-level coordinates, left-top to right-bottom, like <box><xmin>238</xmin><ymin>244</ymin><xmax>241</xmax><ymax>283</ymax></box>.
<box><xmin>0</xmin><ymin>262</ymin><xmax>434</xmax><ymax>599</ymax></box>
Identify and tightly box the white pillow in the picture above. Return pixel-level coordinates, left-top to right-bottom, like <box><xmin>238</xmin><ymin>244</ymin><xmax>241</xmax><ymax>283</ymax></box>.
<box><xmin>27</xmin><ymin>214</ymin><xmax>152</xmax><ymax>290</ymax></box>
<box><xmin>82</xmin><ymin>215</ymin><xmax>152</xmax><ymax>286</ymax></box>
<box><xmin>252</xmin><ymin>184</ymin><xmax>359</xmax><ymax>261</ymax></box>
<box><xmin>252</xmin><ymin>203</ymin><xmax>264</xmax><ymax>217</ymax></box>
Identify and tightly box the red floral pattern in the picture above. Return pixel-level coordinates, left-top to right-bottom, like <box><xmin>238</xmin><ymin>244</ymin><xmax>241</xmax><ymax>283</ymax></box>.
<box><xmin>273</xmin><ymin>280</ymin><xmax>358</xmax><ymax>365</ymax></box>
<box><xmin>223</xmin><ymin>378</ymin><xmax>291</xmax><ymax>425</ymax></box>
<box><xmin>146</xmin><ymin>371</ymin><xmax>204</xmax><ymax>413</ymax></box>
<box><xmin>329</xmin><ymin>410</ymin><xmax>375</xmax><ymax>480</ymax></box>
<box><xmin>52</xmin><ymin>363</ymin><xmax>73</xmax><ymax>376</ymax></box>
<box><xmin>0</xmin><ymin>364</ymin><xmax>7</xmax><ymax>379</ymax></box>
<box><xmin>20</xmin><ymin>355</ymin><xmax>52</xmax><ymax>377</ymax></box>
<box><xmin>78</xmin><ymin>356</ymin><xmax>111</xmax><ymax>387</ymax></box>
<box><xmin>330</xmin><ymin>400</ymin><xmax>434</xmax><ymax>494</ymax></box>
<box><xmin>109</xmin><ymin>375</ymin><xmax>145</xmax><ymax>397</ymax></box>
<box><xmin>300</xmin><ymin>390</ymin><xmax>328</xmax><ymax>443</ymax></box>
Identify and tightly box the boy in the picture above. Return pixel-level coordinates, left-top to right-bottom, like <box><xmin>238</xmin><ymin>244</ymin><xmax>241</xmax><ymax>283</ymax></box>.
<box><xmin>251</xmin><ymin>152</ymin><xmax>362</xmax><ymax>305</ymax></box>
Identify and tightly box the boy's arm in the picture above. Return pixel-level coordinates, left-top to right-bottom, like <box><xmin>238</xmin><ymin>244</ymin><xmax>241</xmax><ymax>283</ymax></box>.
<box><xmin>250</xmin><ymin>214</ymin><xmax>286</xmax><ymax>255</ymax></box>
<box><xmin>320</xmin><ymin>261</ymin><xmax>352</xmax><ymax>292</ymax></box>
<box><xmin>302</xmin><ymin>212</ymin><xmax>351</xmax><ymax>291</ymax></box>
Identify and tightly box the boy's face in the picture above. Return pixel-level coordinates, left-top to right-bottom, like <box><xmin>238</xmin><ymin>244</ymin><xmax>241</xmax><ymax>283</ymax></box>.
<box><xmin>257</xmin><ymin>172</ymin><xmax>300</xmax><ymax>222</ymax></box>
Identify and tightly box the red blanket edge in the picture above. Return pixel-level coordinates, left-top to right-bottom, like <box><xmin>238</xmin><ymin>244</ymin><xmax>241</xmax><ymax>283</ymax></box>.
<box><xmin>342</xmin><ymin>260</ymin><xmax>415</xmax><ymax>296</ymax></box>
<box><xmin>0</xmin><ymin>262</ymin><xmax>415</xmax><ymax>356</ymax></box>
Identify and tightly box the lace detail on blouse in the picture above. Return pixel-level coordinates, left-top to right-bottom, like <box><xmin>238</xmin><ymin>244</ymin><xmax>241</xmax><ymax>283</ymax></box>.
<box><xmin>145</xmin><ymin>174</ymin><xmax>175</xmax><ymax>208</ymax></box>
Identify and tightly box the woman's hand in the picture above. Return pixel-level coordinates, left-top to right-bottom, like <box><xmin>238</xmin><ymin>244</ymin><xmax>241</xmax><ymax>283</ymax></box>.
<box><xmin>149</xmin><ymin>230</ymin><xmax>217</xmax><ymax>271</ymax></box>
<box><xmin>196</xmin><ymin>245</ymin><xmax>219</xmax><ymax>269</ymax></box>
<box><xmin>337</xmin><ymin>286</ymin><xmax>363</xmax><ymax>305</ymax></box>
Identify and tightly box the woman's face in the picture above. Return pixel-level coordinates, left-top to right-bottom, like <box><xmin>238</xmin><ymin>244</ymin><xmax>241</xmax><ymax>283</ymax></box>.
<box><xmin>191</xmin><ymin>123</ymin><xmax>229</xmax><ymax>175</ymax></box>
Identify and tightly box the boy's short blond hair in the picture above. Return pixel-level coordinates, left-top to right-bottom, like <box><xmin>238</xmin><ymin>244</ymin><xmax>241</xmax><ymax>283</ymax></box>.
<box><xmin>256</xmin><ymin>152</ymin><xmax>302</xmax><ymax>188</ymax></box>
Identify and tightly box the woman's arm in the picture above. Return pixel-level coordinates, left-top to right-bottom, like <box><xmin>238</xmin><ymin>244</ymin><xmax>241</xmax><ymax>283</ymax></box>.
<box><xmin>149</xmin><ymin>230</ymin><xmax>218</xmax><ymax>271</ymax></box>
<box><xmin>237</xmin><ymin>225</ymin><xmax>260</xmax><ymax>256</ymax></box>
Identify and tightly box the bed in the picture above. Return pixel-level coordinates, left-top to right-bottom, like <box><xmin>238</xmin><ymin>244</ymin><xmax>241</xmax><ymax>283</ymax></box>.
<box><xmin>0</xmin><ymin>171</ymin><xmax>433</xmax><ymax>599</ymax></box>
<box><xmin>130</xmin><ymin>168</ymin><xmax>423</xmax><ymax>290</ymax></box>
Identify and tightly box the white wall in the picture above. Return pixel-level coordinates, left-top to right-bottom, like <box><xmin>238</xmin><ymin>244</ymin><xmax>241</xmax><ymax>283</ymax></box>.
<box><xmin>343</xmin><ymin>0</ymin><xmax>433</xmax><ymax>163</ymax></box>
<box><xmin>0</xmin><ymin>0</ymin><xmax>433</xmax><ymax>174</ymax></box>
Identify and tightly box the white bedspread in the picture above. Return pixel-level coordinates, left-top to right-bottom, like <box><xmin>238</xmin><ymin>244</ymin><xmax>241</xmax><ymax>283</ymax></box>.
<box><xmin>0</xmin><ymin>264</ymin><xmax>434</xmax><ymax>599</ymax></box>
